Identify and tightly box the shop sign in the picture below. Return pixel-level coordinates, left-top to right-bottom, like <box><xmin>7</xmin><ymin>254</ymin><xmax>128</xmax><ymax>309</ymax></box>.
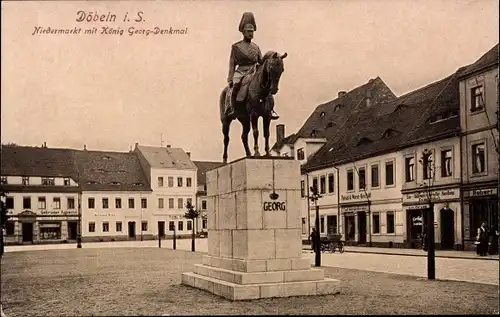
<box><xmin>406</xmin><ymin>204</ymin><xmax>430</xmax><ymax>210</ymax></box>
<box><xmin>470</xmin><ymin>188</ymin><xmax>497</xmax><ymax>197</ymax></box>
<box><xmin>403</xmin><ymin>189</ymin><xmax>459</xmax><ymax>204</ymax></box>
<box><xmin>412</xmin><ymin>216</ymin><xmax>423</xmax><ymax>226</ymax></box>
<box><xmin>342</xmin><ymin>205</ymin><xmax>366</xmax><ymax>213</ymax></box>
<box><xmin>93</xmin><ymin>212</ymin><xmax>116</xmax><ymax>217</ymax></box>
<box><xmin>341</xmin><ymin>192</ymin><xmax>371</xmax><ymax>202</ymax></box>
<box><xmin>39</xmin><ymin>210</ymin><xmax>78</xmax><ymax>216</ymax></box>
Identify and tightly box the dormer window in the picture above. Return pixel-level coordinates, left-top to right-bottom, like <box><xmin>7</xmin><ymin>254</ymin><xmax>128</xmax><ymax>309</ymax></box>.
<box><xmin>334</xmin><ymin>104</ymin><xmax>342</xmax><ymax>112</ymax></box>
<box><xmin>110</xmin><ymin>181</ymin><xmax>121</xmax><ymax>186</ymax></box>
<box><xmin>22</xmin><ymin>176</ymin><xmax>29</xmax><ymax>185</ymax></box>
<box><xmin>134</xmin><ymin>182</ymin><xmax>144</xmax><ymax>186</ymax></box>
<box><xmin>356</xmin><ymin>137</ymin><xmax>372</xmax><ymax>146</ymax></box>
<box><xmin>310</xmin><ymin>130</ymin><xmax>317</xmax><ymax>137</ymax></box>
<box><xmin>64</xmin><ymin>177</ymin><xmax>71</xmax><ymax>186</ymax></box>
<box><xmin>41</xmin><ymin>177</ymin><xmax>55</xmax><ymax>185</ymax></box>
<box><xmin>320</xmin><ymin>111</ymin><xmax>326</xmax><ymax>117</ymax></box>
<box><xmin>0</xmin><ymin>176</ymin><xmax>7</xmax><ymax>184</ymax></box>
<box><xmin>87</xmin><ymin>181</ymin><xmax>98</xmax><ymax>185</ymax></box>
<box><xmin>102</xmin><ymin>156</ymin><xmax>112</xmax><ymax>160</ymax></box>
<box><xmin>326</xmin><ymin>122</ymin><xmax>333</xmax><ymax>129</ymax></box>
<box><xmin>382</xmin><ymin>128</ymin><xmax>399</xmax><ymax>138</ymax></box>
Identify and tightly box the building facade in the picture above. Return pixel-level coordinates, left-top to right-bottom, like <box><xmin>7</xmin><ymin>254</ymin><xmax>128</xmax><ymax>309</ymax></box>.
<box><xmin>459</xmin><ymin>44</ymin><xmax>499</xmax><ymax>250</ymax></box>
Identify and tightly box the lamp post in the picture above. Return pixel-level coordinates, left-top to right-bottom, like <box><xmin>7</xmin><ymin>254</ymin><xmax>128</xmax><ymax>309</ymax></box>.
<box><xmin>309</xmin><ymin>184</ymin><xmax>322</xmax><ymax>267</ymax></box>
<box><xmin>77</xmin><ymin>191</ymin><xmax>82</xmax><ymax>248</ymax></box>
<box><xmin>419</xmin><ymin>149</ymin><xmax>436</xmax><ymax>280</ymax></box>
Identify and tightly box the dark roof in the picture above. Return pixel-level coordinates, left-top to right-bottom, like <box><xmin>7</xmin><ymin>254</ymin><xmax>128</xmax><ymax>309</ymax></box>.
<box><xmin>0</xmin><ymin>145</ymin><xmax>78</xmax><ymax>178</ymax></box>
<box><xmin>271</xmin><ymin>77</ymin><xmax>397</xmax><ymax>151</ymax></box>
<box><xmin>303</xmin><ymin>72</ymin><xmax>461</xmax><ymax>171</ymax></box>
<box><xmin>136</xmin><ymin>145</ymin><xmax>197</xmax><ymax>170</ymax></box>
<box><xmin>271</xmin><ymin>133</ymin><xmax>296</xmax><ymax>152</ymax></box>
<box><xmin>74</xmin><ymin>150</ymin><xmax>152</xmax><ymax>192</ymax></box>
<box><xmin>458</xmin><ymin>43</ymin><xmax>499</xmax><ymax>78</ymax></box>
<box><xmin>193</xmin><ymin>161</ymin><xmax>224</xmax><ymax>185</ymax></box>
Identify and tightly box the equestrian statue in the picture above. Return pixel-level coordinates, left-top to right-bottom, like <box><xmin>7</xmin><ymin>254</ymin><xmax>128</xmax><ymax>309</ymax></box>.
<box><xmin>220</xmin><ymin>12</ymin><xmax>287</xmax><ymax>164</ymax></box>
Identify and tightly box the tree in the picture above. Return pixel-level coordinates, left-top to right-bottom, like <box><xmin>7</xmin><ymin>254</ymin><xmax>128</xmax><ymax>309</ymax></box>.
<box><xmin>184</xmin><ymin>201</ymin><xmax>201</xmax><ymax>252</ymax></box>
<box><xmin>0</xmin><ymin>190</ymin><xmax>9</xmax><ymax>258</ymax></box>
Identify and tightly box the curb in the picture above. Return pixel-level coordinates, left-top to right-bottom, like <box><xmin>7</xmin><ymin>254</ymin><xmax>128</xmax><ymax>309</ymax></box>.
<box><xmin>301</xmin><ymin>248</ymin><xmax>500</xmax><ymax>261</ymax></box>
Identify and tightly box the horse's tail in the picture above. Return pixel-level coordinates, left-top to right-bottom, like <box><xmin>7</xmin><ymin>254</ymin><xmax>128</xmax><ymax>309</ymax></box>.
<box><xmin>220</xmin><ymin>86</ymin><xmax>228</xmax><ymax>123</ymax></box>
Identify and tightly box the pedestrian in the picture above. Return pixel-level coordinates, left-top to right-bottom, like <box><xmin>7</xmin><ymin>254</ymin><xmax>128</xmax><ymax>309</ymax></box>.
<box><xmin>310</xmin><ymin>228</ymin><xmax>318</xmax><ymax>252</ymax></box>
<box><xmin>488</xmin><ymin>227</ymin><xmax>499</xmax><ymax>255</ymax></box>
<box><xmin>476</xmin><ymin>222</ymin><xmax>489</xmax><ymax>256</ymax></box>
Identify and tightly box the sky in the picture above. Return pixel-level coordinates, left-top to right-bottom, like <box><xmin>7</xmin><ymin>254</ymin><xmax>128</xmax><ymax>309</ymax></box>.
<box><xmin>1</xmin><ymin>0</ymin><xmax>498</xmax><ymax>162</ymax></box>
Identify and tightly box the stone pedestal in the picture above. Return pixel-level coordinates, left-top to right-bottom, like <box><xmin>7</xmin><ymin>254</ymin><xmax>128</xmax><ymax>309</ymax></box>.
<box><xmin>181</xmin><ymin>157</ymin><xmax>339</xmax><ymax>300</ymax></box>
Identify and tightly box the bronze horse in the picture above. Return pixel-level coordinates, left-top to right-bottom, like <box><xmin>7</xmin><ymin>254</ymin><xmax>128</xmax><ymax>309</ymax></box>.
<box><xmin>219</xmin><ymin>51</ymin><xmax>287</xmax><ymax>164</ymax></box>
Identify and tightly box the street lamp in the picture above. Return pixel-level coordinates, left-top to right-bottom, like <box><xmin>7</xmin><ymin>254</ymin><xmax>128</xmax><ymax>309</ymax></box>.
<box><xmin>309</xmin><ymin>184</ymin><xmax>323</xmax><ymax>267</ymax></box>
<box><xmin>77</xmin><ymin>191</ymin><xmax>82</xmax><ymax>248</ymax></box>
<box><xmin>419</xmin><ymin>149</ymin><xmax>436</xmax><ymax>280</ymax></box>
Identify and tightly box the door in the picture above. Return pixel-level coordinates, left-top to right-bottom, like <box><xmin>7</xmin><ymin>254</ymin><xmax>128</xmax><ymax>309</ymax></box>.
<box><xmin>408</xmin><ymin>209</ymin><xmax>424</xmax><ymax>249</ymax></box>
<box><xmin>344</xmin><ymin>215</ymin><xmax>355</xmax><ymax>241</ymax></box>
<box><xmin>22</xmin><ymin>223</ymin><xmax>33</xmax><ymax>243</ymax></box>
<box><xmin>357</xmin><ymin>212</ymin><xmax>367</xmax><ymax>244</ymax></box>
<box><xmin>158</xmin><ymin>221</ymin><xmax>165</xmax><ymax>238</ymax></box>
<box><xmin>440</xmin><ymin>208</ymin><xmax>455</xmax><ymax>250</ymax></box>
<box><xmin>67</xmin><ymin>221</ymin><xmax>78</xmax><ymax>240</ymax></box>
<box><xmin>128</xmin><ymin>222</ymin><xmax>136</xmax><ymax>238</ymax></box>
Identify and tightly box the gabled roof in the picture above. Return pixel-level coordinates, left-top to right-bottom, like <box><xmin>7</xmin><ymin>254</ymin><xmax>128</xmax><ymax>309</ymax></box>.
<box><xmin>458</xmin><ymin>43</ymin><xmax>499</xmax><ymax>79</ymax></box>
<box><xmin>193</xmin><ymin>161</ymin><xmax>224</xmax><ymax>185</ymax></box>
<box><xmin>0</xmin><ymin>145</ymin><xmax>78</xmax><ymax>178</ymax></box>
<box><xmin>74</xmin><ymin>150</ymin><xmax>151</xmax><ymax>192</ymax></box>
<box><xmin>303</xmin><ymin>71</ymin><xmax>461</xmax><ymax>172</ymax></box>
<box><xmin>271</xmin><ymin>77</ymin><xmax>397</xmax><ymax>152</ymax></box>
<box><xmin>135</xmin><ymin>145</ymin><xmax>196</xmax><ymax>170</ymax></box>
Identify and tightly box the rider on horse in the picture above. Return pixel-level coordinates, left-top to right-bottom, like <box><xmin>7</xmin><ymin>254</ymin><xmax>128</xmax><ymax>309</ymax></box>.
<box><xmin>226</xmin><ymin>12</ymin><xmax>279</xmax><ymax>120</ymax></box>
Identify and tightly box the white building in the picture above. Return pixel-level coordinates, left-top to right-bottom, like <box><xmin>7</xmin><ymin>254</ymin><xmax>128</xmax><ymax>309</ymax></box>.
<box><xmin>135</xmin><ymin>144</ymin><xmax>197</xmax><ymax>238</ymax></box>
<box><xmin>193</xmin><ymin>160</ymin><xmax>224</xmax><ymax>234</ymax></box>
<box><xmin>0</xmin><ymin>144</ymin><xmax>80</xmax><ymax>244</ymax></box>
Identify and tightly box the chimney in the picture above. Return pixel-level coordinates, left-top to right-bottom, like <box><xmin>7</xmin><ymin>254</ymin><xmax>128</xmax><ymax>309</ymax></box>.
<box><xmin>135</xmin><ymin>142</ymin><xmax>139</xmax><ymax>150</ymax></box>
<box><xmin>338</xmin><ymin>91</ymin><xmax>347</xmax><ymax>98</ymax></box>
<box><xmin>366</xmin><ymin>90</ymin><xmax>372</xmax><ymax>107</ymax></box>
<box><xmin>43</xmin><ymin>142</ymin><xmax>47</xmax><ymax>148</ymax></box>
<box><xmin>186</xmin><ymin>152</ymin><xmax>191</xmax><ymax>158</ymax></box>
<box><xmin>166</xmin><ymin>145</ymin><xmax>171</xmax><ymax>148</ymax></box>
<box><xmin>83</xmin><ymin>144</ymin><xmax>87</xmax><ymax>151</ymax></box>
<box><xmin>276</xmin><ymin>124</ymin><xmax>285</xmax><ymax>143</ymax></box>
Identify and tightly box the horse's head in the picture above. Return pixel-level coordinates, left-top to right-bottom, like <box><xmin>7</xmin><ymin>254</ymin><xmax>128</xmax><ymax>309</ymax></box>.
<box><xmin>262</xmin><ymin>51</ymin><xmax>287</xmax><ymax>95</ymax></box>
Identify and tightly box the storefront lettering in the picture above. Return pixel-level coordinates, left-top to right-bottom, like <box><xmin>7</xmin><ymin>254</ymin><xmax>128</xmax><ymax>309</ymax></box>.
<box><xmin>470</xmin><ymin>188</ymin><xmax>497</xmax><ymax>197</ymax></box>
<box><xmin>93</xmin><ymin>212</ymin><xmax>116</xmax><ymax>217</ymax></box>
<box><xmin>341</xmin><ymin>192</ymin><xmax>372</xmax><ymax>202</ymax></box>
<box><xmin>40</xmin><ymin>210</ymin><xmax>78</xmax><ymax>216</ymax></box>
<box><xmin>342</xmin><ymin>205</ymin><xmax>366</xmax><ymax>213</ymax></box>
<box><xmin>404</xmin><ymin>189</ymin><xmax>458</xmax><ymax>203</ymax></box>
<box><xmin>263</xmin><ymin>201</ymin><xmax>286</xmax><ymax>211</ymax></box>
<box><xmin>412</xmin><ymin>216</ymin><xmax>423</xmax><ymax>226</ymax></box>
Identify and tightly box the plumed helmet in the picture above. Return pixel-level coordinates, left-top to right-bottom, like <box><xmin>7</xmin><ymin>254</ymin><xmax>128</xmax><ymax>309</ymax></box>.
<box><xmin>238</xmin><ymin>12</ymin><xmax>257</xmax><ymax>32</ymax></box>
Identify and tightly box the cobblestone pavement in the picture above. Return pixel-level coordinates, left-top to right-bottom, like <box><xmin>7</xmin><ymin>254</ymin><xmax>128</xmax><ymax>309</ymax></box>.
<box><xmin>6</xmin><ymin>239</ymin><xmax>498</xmax><ymax>286</ymax></box>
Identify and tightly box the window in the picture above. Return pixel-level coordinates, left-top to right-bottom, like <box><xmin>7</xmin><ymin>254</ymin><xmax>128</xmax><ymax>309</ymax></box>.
<box><xmin>6</xmin><ymin>197</ymin><xmax>14</xmax><ymax>209</ymax></box>
<box><xmin>472</xmin><ymin>143</ymin><xmax>486</xmax><ymax>174</ymax></box>
<box><xmin>5</xmin><ymin>221</ymin><xmax>15</xmax><ymax>235</ymax></box>
<box><xmin>187</xmin><ymin>220</ymin><xmax>192</xmax><ymax>231</ymax></box>
<box><xmin>102</xmin><ymin>222</ymin><xmax>109</xmax><ymax>232</ymax></box>
<box><xmin>169</xmin><ymin>221</ymin><xmax>175</xmax><ymax>231</ymax></box>
<box><xmin>128</xmin><ymin>198</ymin><xmax>135</xmax><ymax>208</ymax></box>
<box><xmin>301</xmin><ymin>217</ymin><xmax>307</xmax><ymax>234</ymax></box>
<box><xmin>347</xmin><ymin>170</ymin><xmax>354</xmax><ymax>191</ymax></box>
<box><xmin>38</xmin><ymin>197</ymin><xmax>46</xmax><ymax>209</ymax></box>
<box><xmin>387</xmin><ymin>212</ymin><xmax>395</xmax><ymax>234</ymax></box>
<box><xmin>23</xmin><ymin>197</ymin><xmax>31</xmax><ymax>209</ymax></box>
<box><xmin>297</xmin><ymin>148</ymin><xmax>305</xmax><ymax>160</ymax></box>
<box><xmin>327</xmin><ymin>215</ymin><xmax>337</xmax><ymax>234</ymax></box>
<box><xmin>169</xmin><ymin>198</ymin><xmax>175</xmax><ymax>209</ymax></box>
<box><xmin>22</xmin><ymin>176</ymin><xmax>29</xmax><ymax>185</ymax></box>
<box><xmin>41</xmin><ymin>177</ymin><xmax>55</xmax><ymax>185</ymax></box>
<box><xmin>0</xmin><ymin>176</ymin><xmax>7</xmax><ymax>184</ymax></box>
<box><xmin>320</xmin><ymin>175</ymin><xmax>326</xmax><ymax>194</ymax></box>
<box><xmin>328</xmin><ymin>173</ymin><xmax>335</xmax><ymax>193</ymax></box>
<box><xmin>358</xmin><ymin>167</ymin><xmax>366</xmax><ymax>190</ymax></box>
<box><xmin>178</xmin><ymin>221</ymin><xmax>184</xmax><ymax>231</ymax></box>
<box><xmin>372</xmin><ymin>213</ymin><xmax>380</xmax><ymax>234</ymax></box>
<box><xmin>187</xmin><ymin>198</ymin><xmax>192</xmax><ymax>206</ymax></box>
<box><xmin>67</xmin><ymin>198</ymin><xmax>75</xmax><ymax>209</ymax></box>
<box><xmin>88</xmin><ymin>198</ymin><xmax>95</xmax><ymax>209</ymax></box>
<box><xmin>141</xmin><ymin>198</ymin><xmax>147</xmax><ymax>209</ymax></box>
<box><xmin>405</xmin><ymin>157</ymin><xmax>415</xmax><ymax>182</ymax></box>
<box><xmin>177</xmin><ymin>177</ymin><xmax>183</xmax><ymax>187</ymax></box>
<box><xmin>141</xmin><ymin>221</ymin><xmax>148</xmax><ymax>231</ymax></box>
<box><xmin>64</xmin><ymin>177</ymin><xmax>71</xmax><ymax>186</ymax></box>
<box><xmin>168</xmin><ymin>177</ymin><xmax>174</xmax><ymax>187</ymax></box>
<box><xmin>301</xmin><ymin>180</ymin><xmax>305</xmax><ymax>197</ymax></box>
<box><xmin>158</xmin><ymin>177</ymin><xmax>164</xmax><ymax>187</ymax></box>
<box><xmin>102</xmin><ymin>198</ymin><xmax>109</xmax><ymax>209</ymax></box>
<box><xmin>187</xmin><ymin>177</ymin><xmax>192</xmax><ymax>187</ymax></box>
<box><xmin>53</xmin><ymin>197</ymin><xmax>61</xmax><ymax>209</ymax></box>
<box><xmin>158</xmin><ymin>198</ymin><xmax>164</xmax><ymax>209</ymax></box>
<box><xmin>115</xmin><ymin>198</ymin><xmax>122</xmax><ymax>209</ymax></box>
<box><xmin>470</xmin><ymin>86</ymin><xmax>484</xmax><ymax>112</ymax></box>
<box><xmin>320</xmin><ymin>216</ymin><xmax>325</xmax><ymax>233</ymax></box>
<box><xmin>371</xmin><ymin>164</ymin><xmax>379</xmax><ymax>187</ymax></box>
<box><xmin>89</xmin><ymin>222</ymin><xmax>95</xmax><ymax>232</ymax></box>
<box><xmin>116</xmin><ymin>221</ymin><xmax>122</xmax><ymax>232</ymax></box>
<box><xmin>202</xmin><ymin>200</ymin><xmax>207</xmax><ymax>210</ymax></box>
<box><xmin>178</xmin><ymin>198</ymin><xmax>183</xmax><ymax>209</ymax></box>
<box><xmin>422</xmin><ymin>151</ymin><xmax>433</xmax><ymax>180</ymax></box>
<box><xmin>385</xmin><ymin>161</ymin><xmax>394</xmax><ymax>186</ymax></box>
<box><xmin>441</xmin><ymin>150</ymin><xmax>452</xmax><ymax>177</ymax></box>
<box><xmin>312</xmin><ymin>177</ymin><xmax>318</xmax><ymax>192</ymax></box>
<box><xmin>202</xmin><ymin>219</ymin><xmax>207</xmax><ymax>229</ymax></box>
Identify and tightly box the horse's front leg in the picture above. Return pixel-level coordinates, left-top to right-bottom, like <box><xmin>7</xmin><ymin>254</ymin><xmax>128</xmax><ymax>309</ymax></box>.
<box><xmin>251</xmin><ymin>113</ymin><xmax>260</xmax><ymax>156</ymax></box>
<box><xmin>222</xmin><ymin>119</ymin><xmax>231</xmax><ymax>164</ymax></box>
<box><xmin>239</xmin><ymin>117</ymin><xmax>252</xmax><ymax>157</ymax></box>
<box><xmin>263</xmin><ymin>115</ymin><xmax>271</xmax><ymax>156</ymax></box>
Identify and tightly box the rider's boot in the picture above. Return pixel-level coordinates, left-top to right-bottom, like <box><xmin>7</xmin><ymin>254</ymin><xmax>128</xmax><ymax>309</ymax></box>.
<box><xmin>227</xmin><ymin>84</ymin><xmax>240</xmax><ymax>117</ymax></box>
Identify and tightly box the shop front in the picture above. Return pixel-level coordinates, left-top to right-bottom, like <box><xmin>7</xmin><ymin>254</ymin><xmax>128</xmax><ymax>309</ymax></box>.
<box><xmin>340</xmin><ymin>204</ymin><xmax>368</xmax><ymax>245</ymax></box>
<box><xmin>462</xmin><ymin>186</ymin><xmax>498</xmax><ymax>251</ymax></box>
<box><xmin>402</xmin><ymin>187</ymin><xmax>461</xmax><ymax>250</ymax></box>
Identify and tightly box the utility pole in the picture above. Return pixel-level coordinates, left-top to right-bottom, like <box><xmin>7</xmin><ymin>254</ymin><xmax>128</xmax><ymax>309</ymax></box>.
<box><xmin>420</xmin><ymin>149</ymin><xmax>436</xmax><ymax>280</ymax></box>
<box><xmin>309</xmin><ymin>184</ymin><xmax>322</xmax><ymax>267</ymax></box>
